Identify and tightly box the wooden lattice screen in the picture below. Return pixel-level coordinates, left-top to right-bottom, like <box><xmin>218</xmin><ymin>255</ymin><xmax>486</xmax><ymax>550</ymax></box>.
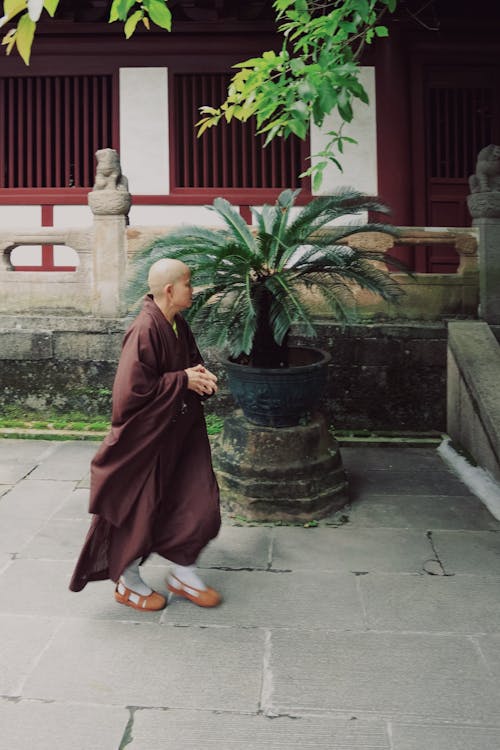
<box><xmin>0</xmin><ymin>74</ymin><xmax>114</xmax><ymax>188</ymax></box>
<box><xmin>172</xmin><ymin>73</ymin><xmax>305</xmax><ymax>189</ymax></box>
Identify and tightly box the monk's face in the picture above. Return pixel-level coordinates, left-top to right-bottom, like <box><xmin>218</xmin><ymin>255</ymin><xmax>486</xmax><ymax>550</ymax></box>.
<box><xmin>170</xmin><ymin>270</ymin><xmax>193</xmax><ymax>312</ymax></box>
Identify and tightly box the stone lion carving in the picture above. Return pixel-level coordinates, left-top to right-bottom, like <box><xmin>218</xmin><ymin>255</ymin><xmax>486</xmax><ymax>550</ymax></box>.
<box><xmin>469</xmin><ymin>144</ymin><xmax>500</xmax><ymax>193</ymax></box>
<box><xmin>93</xmin><ymin>148</ymin><xmax>129</xmax><ymax>192</ymax></box>
<box><xmin>88</xmin><ymin>148</ymin><xmax>131</xmax><ymax>216</ymax></box>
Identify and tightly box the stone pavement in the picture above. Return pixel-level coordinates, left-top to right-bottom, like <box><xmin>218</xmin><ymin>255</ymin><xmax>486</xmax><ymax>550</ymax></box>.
<box><xmin>1</xmin><ymin>438</ymin><xmax>500</xmax><ymax>750</ymax></box>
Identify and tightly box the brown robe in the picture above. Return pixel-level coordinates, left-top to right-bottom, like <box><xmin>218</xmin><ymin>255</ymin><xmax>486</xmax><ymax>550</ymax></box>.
<box><xmin>69</xmin><ymin>295</ymin><xmax>221</xmax><ymax>592</ymax></box>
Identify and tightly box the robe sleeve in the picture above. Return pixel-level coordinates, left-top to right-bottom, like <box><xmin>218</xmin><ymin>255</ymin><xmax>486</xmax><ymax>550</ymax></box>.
<box><xmin>89</xmin><ymin>319</ymin><xmax>188</xmax><ymax>526</ymax></box>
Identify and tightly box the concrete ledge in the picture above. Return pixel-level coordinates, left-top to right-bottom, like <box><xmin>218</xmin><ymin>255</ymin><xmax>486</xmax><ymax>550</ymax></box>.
<box><xmin>447</xmin><ymin>321</ymin><xmax>500</xmax><ymax>480</ymax></box>
<box><xmin>0</xmin><ymin>330</ymin><xmax>53</xmax><ymax>360</ymax></box>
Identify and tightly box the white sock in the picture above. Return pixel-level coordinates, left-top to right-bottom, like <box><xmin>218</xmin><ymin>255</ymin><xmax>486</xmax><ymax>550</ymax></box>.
<box><xmin>120</xmin><ymin>557</ymin><xmax>152</xmax><ymax>596</ymax></box>
<box><xmin>171</xmin><ymin>564</ymin><xmax>207</xmax><ymax>591</ymax></box>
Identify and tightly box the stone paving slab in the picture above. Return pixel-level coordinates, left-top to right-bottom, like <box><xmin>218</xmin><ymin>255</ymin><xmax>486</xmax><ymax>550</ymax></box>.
<box><xmin>270</xmin><ymin>630</ymin><xmax>499</xmax><ymax>722</ymax></box>
<box><xmin>391</xmin><ymin>723</ymin><xmax>500</xmax><ymax>750</ymax></box>
<box><xmin>17</xmin><ymin>518</ymin><xmax>91</xmax><ymax>560</ymax></box>
<box><xmin>360</xmin><ymin>574</ymin><xmax>500</xmax><ymax>634</ymax></box>
<box><xmin>77</xmin><ymin>472</ymin><xmax>90</xmax><ymax>489</ymax></box>
<box><xmin>0</xmin><ymin>462</ymin><xmax>37</xmax><ymax>483</ymax></box>
<box><xmin>0</xmin><ymin>699</ymin><xmax>129</xmax><ymax>750</ymax></box>
<box><xmin>0</xmin><ymin>615</ymin><xmax>61</xmax><ymax>695</ymax></box>
<box><xmin>27</xmin><ymin>441</ymin><xmax>98</xmax><ymax>481</ymax></box>
<box><xmin>0</xmin><ymin>514</ymin><xmax>48</xmax><ymax>555</ymax></box>
<box><xmin>348</xmin><ymin>494</ymin><xmax>500</xmax><ymax>530</ymax></box>
<box><xmin>431</xmin><ymin>530</ymin><xmax>500</xmax><ymax>574</ymax></box>
<box><xmin>340</xmin><ymin>446</ymin><xmax>446</xmax><ymax>473</ymax></box>
<box><xmin>23</xmin><ymin>620</ymin><xmax>265</xmax><ymax>711</ymax></box>
<box><xmin>474</xmin><ymin>635</ymin><xmax>500</xmax><ymax>679</ymax></box>
<box><xmin>155</xmin><ymin>570</ymin><xmax>364</xmax><ymax>630</ymax></box>
<box><xmin>0</xmin><ymin>439</ymin><xmax>58</xmax><ymax>463</ymax></box>
<box><xmin>51</xmin><ymin>487</ymin><xmax>90</xmax><ymax>520</ymax></box>
<box><xmin>0</xmin><ymin>558</ymin><xmax>163</xmax><ymax>621</ymax></box>
<box><xmin>349</xmin><ymin>470</ymin><xmax>474</xmax><ymax>499</ymax></box>
<box><xmin>0</xmin><ymin>479</ymin><xmax>76</xmax><ymax>519</ymax></box>
<box><xmin>271</xmin><ymin>527</ymin><xmax>433</xmax><ymax>574</ymax></box>
<box><xmin>199</xmin><ymin>525</ymin><xmax>273</xmax><ymax>570</ymax></box>
<box><xmin>128</xmin><ymin>709</ymin><xmax>390</xmax><ymax>750</ymax></box>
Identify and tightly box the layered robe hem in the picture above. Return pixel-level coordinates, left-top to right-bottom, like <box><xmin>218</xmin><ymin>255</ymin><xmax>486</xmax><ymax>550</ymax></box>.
<box><xmin>69</xmin><ymin>296</ymin><xmax>221</xmax><ymax>592</ymax></box>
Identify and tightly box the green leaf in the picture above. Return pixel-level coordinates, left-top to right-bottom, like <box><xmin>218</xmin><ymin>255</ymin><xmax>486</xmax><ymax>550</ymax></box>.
<box><xmin>287</xmin><ymin>118</ymin><xmax>307</xmax><ymax>139</ymax></box>
<box><xmin>110</xmin><ymin>0</ymin><xmax>136</xmax><ymax>21</ymax></box>
<box><xmin>143</xmin><ymin>0</ymin><xmax>171</xmax><ymax>30</ymax></box>
<box><xmin>43</xmin><ymin>0</ymin><xmax>59</xmax><ymax>16</ymax></box>
<box><xmin>4</xmin><ymin>0</ymin><xmax>26</xmax><ymax>16</ymax></box>
<box><xmin>15</xmin><ymin>12</ymin><xmax>35</xmax><ymax>64</ymax></box>
<box><xmin>374</xmin><ymin>25</ymin><xmax>389</xmax><ymax>37</ymax></box>
<box><xmin>124</xmin><ymin>9</ymin><xmax>143</xmax><ymax>38</ymax></box>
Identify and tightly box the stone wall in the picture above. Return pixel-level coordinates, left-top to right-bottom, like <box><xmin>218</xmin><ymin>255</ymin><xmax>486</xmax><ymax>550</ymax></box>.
<box><xmin>447</xmin><ymin>321</ymin><xmax>500</xmax><ymax>480</ymax></box>
<box><xmin>0</xmin><ymin>315</ymin><xmax>448</xmax><ymax>431</ymax></box>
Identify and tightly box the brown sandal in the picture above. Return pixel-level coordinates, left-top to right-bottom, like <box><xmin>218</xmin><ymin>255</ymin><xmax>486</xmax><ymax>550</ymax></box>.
<box><xmin>167</xmin><ymin>574</ymin><xmax>222</xmax><ymax>608</ymax></box>
<box><xmin>115</xmin><ymin>581</ymin><xmax>167</xmax><ymax>611</ymax></box>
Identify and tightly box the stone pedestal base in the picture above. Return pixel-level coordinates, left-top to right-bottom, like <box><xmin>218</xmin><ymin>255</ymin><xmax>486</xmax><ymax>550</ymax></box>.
<box><xmin>213</xmin><ymin>411</ymin><xmax>348</xmax><ymax>522</ymax></box>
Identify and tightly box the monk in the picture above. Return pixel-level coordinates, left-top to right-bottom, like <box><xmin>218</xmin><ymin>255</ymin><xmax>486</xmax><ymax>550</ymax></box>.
<box><xmin>69</xmin><ymin>258</ymin><xmax>222</xmax><ymax>610</ymax></box>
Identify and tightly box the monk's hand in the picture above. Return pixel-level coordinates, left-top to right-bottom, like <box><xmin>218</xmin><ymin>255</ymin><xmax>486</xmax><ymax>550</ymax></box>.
<box><xmin>185</xmin><ymin>364</ymin><xmax>218</xmax><ymax>396</ymax></box>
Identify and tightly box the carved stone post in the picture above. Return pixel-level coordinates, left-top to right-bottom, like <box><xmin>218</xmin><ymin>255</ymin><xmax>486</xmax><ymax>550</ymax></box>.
<box><xmin>467</xmin><ymin>144</ymin><xmax>500</xmax><ymax>324</ymax></box>
<box><xmin>88</xmin><ymin>148</ymin><xmax>131</xmax><ymax>317</ymax></box>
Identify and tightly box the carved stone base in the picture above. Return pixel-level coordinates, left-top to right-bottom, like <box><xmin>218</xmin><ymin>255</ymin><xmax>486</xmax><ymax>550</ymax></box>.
<box><xmin>467</xmin><ymin>191</ymin><xmax>500</xmax><ymax>219</ymax></box>
<box><xmin>213</xmin><ymin>410</ymin><xmax>348</xmax><ymax>522</ymax></box>
<box><xmin>88</xmin><ymin>190</ymin><xmax>131</xmax><ymax>216</ymax></box>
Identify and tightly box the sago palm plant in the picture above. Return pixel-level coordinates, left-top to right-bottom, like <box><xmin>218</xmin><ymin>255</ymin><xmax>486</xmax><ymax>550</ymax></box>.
<box><xmin>127</xmin><ymin>188</ymin><xmax>404</xmax><ymax>368</ymax></box>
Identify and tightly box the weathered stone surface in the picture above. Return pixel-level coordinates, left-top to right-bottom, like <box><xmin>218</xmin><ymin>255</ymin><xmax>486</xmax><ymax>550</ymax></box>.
<box><xmin>0</xmin><ymin>319</ymin><xmax>452</xmax><ymax>431</ymax></box>
<box><xmin>0</xmin><ymin>700</ymin><xmax>128</xmax><ymax>750</ymax></box>
<box><xmin>431</xmin><ymin>530</ymin><xmax>500</xmax><ymax>574</ymax></box>
<box><xmin>348</xmin><ymin>467</ymin><xmax>472</xmax><ymax>499</ymax></box>
<box><xmin>340</xmin><ymin>445</ymin><xmax>446</xmax><ymax>472</ymax></box>
<box><xmin>214</xmin><ymin>412</ymin><xmax>348</xmax><ymax>521</ymax></box>
<box><xmin>53</xmin><ymin>331</ymin><xmax>123</xmax><ymax>361</ymax></box>
<box><xmin>23</xmin><ymin>619</ymin><xmax>265</xmax><ymax>710</ymax></box>
<box><xmin>271</xmin><ymin>527</ymin><xmax>433</xmax><ymax>574</ymax></box>
<box><xmin>391</xmin><ymin>724</ymin><xmax>500</xmax><ymax>750</ymax></box>
<box><xmin>18</xmin><ymin>518</ymin><xmax>92</xmax><ymax>560</ymax></box>
<box><xmin>0</xmin><ymin>615</ymin><xmax>60</xmax><ymax>695</ymax></box>
<box><xmin>0</xmin><ymin>330</ymin><xmax>52</xmax><ymax>360</ymax></box>
<box><xmin>160</xmin><ymin>569</ymin><xmax>365</xmax><ymax>630</ymax></box>
<box><xmin>0</xmin><ymin>558</ymin><xmax>162</xmax><ymax>620</ymax></box>
<box><xmin>447</xmin><ymin>321</ymin><xmax>500</xmax><ymax>478</ymax></box>
<box><xmin>348</xmin><ymin>493</ymin><xmax>500</xmax><ymax>530</ymax></box>
<box><xmin>360</xmin><ymin>574</ymin><xmax>500</xmax><ymax>633</ymax></box>
<box><xmin>52</xmin><ymin>487</ymin><xmax>91</xmax><ymax>520</ymax></box>
<box><xmin>27</xmin><ymin>440</ymin><xmax>98</xmax><ymax>480</ymax></box>
<box><xmin>128</xmin><ymin>710</ymin><xmax>391</xmax><ymax>750</ymax></box>
<box><xmin>270</xmin><ymin>630</ymin><xmax>498</xmax><ymax>721</ymax></box>
<box><xmin>0</xmin><ymin>479</ymin><xmax>76</xmax><ymax>519</ymax></box>
<box><xmin>0</xmin><ymin>461</ymin><xmax>36</xmax><ymax>483</ymax></box>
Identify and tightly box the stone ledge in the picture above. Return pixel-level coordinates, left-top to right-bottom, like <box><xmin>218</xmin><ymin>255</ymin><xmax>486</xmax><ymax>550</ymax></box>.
<box><xmin>448</xmin><ymin>321</ymin><xmax>500</xmax><ymax>470</ymax></box>
<box><xmin>0</xmin><ymin>330</ymin><xmax>53</xmax><ymax>360</ymax></box>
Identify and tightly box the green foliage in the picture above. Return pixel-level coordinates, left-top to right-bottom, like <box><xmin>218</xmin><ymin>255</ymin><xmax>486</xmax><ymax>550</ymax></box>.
<box><xmin>1</xmin><ymin>0</ymin><xmax>398</xmax><ymax>186</ymax></box>
<box><xmin>127</xmin><ymin>189</ymin><xmax>404</xmax><ymax>367</ymax></box>
<box><xmin>197</xmin><ymin>0</ymin><xmax>398</xmax><ymax>187</ymax></box>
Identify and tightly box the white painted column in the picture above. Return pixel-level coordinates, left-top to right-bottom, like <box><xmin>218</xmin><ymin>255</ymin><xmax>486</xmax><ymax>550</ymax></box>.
<box><xmin>310</xmin><ymin>66</ymin><xmax>378</xmax><ymax>198</ymax></box>
<box><xmin>119</xmin><ymin>67</ymin><xmax>169</xmax><ymax>194</ymax></box>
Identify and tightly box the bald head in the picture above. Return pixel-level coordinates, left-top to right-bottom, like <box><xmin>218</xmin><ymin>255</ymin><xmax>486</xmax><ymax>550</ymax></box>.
<box><xmin>148</xmin><ymin>258</ymin><xmax>190</xmax><ymax>298</ymax></box>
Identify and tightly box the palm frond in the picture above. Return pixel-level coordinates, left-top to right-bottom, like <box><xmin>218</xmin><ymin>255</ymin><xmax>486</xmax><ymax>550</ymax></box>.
<box><xmin>265</xmin><ymin>273</ymin><xmax>316</xmax><ymax>344</ymax></box>
<box><xmin>210</xmin><ymin>198</ymin><xmax>257</xmax><ymax>256</ymax></box>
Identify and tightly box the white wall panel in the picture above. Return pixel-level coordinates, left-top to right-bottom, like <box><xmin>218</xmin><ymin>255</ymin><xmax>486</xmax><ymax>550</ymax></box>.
<box><xmin>129</xmin><ymin>204</ymin><xmax>231</xmax><ymax>227</ymax></box>
<box><xmin>0</xmin><ymin>205</ymin><xmax>41</xmax><ymax>226</ymax></box>
<box><xmin>310</xmin><ymin>66</ymin><xmax>377</xmax><ymax>197</ymax></box>
<box><xmin>53</xmin><ymin>205</ymin><xmax>93</xmax><ymax>227</ymax></box>
<box><xmin>120</xmin><ymin>68</ymin><xmax>169</xmax><ymax>195</ymax></box>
